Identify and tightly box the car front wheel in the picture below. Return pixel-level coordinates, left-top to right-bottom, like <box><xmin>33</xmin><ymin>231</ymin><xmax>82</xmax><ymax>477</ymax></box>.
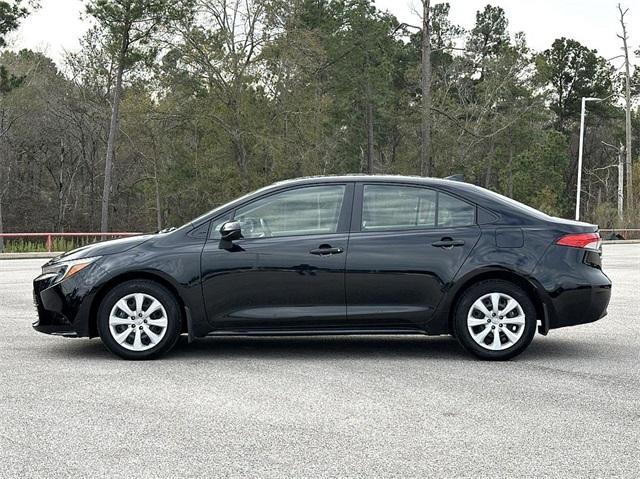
<box><xmin>97</xmin><ymin>280</ymin><xmax>181</xmax><ymax>360</ymax></box>
<box><xmin>453</xmin><ymin>279</ymin><xmax>537</xmax><ymax>360</ymax></box>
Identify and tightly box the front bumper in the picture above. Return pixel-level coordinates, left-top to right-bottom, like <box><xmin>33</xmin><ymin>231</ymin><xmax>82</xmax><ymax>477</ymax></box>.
<box><xmin>33</xmin><ymin>271</ymin><xmax>94</xmax><ymax>337</ymax></box>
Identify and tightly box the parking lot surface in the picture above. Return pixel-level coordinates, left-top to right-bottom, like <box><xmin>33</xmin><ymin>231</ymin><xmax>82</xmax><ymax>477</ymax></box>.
<box><xmin>1</xmin><ymin>244</ymin><xmax>639</xmax><ymax>478</ymax></box>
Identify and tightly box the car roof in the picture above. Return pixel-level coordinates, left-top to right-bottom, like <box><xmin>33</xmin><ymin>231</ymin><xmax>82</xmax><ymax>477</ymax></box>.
<box><xmin>269</xmin><ymin>174</ymin><xmax>459</xmax><ymax>188</ymax></box>
<box><xmin>184</xmin><ymin>174</ymin><xmax>561</xmax><ymax>230</ymax></box>
<box><xmin>267</xmin><ymin>175</ymin><xmax>505</xmax><ymax>208</ymax></box>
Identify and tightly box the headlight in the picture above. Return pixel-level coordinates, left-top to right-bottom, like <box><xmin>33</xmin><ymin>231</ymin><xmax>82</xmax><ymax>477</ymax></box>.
<box><xmin>41</xmin><ymin>256</ymin><xmax>101</xmax><ymax>283</ymax></box>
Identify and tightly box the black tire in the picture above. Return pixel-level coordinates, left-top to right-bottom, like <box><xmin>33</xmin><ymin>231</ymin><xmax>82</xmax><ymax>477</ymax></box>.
<box><xmin>97</xmin><ymin>280</ymin><xmax>182</xmax><ymax>360</ymax></box>
<box><xmin>453</xmin><ymin>279</ymin><xmax>536</xmax><ymax>360</ymax></box>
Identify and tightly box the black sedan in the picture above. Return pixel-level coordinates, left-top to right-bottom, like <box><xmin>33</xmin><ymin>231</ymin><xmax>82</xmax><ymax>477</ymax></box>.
<box><xmin>33</xmin><ymin>175</ymin><xmax>611</xmax><ymax>360</ymax></box>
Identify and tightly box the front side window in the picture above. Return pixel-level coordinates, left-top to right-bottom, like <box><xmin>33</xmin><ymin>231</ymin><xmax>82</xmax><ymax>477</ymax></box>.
<box><xmin>235</xmin><ymin>185</ymin><xmax>346</xmax><ymax>239</ymax></box>
<box><xmin>361</xmin><ymin>185</ymin><xmax>475</xmax><ymax>231</ymax></box>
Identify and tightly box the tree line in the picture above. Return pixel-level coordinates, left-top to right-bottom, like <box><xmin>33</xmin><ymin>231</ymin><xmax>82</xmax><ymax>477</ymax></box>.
<box><xmin>0</xmin><ymin>0</ymin><xmax>638</xmax><ymax>241</ymax></box>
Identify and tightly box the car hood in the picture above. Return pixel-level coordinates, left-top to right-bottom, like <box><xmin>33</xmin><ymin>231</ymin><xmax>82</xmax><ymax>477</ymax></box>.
<box><xmin>48</xmin><ymin>234</ymin><xmax>155</xmax><ymax>263</ymax></box>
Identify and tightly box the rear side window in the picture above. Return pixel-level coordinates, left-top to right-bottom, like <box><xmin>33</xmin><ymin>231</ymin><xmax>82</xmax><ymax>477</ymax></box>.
<box><xmin>362</xmin><ymin>185</ymin><xmax>436</xmax><ymax>231</ymax></box>
<box><xmin>361</xmin><ymin>185</ymin><xmax>475</xmax><ymax>231</ymax></box>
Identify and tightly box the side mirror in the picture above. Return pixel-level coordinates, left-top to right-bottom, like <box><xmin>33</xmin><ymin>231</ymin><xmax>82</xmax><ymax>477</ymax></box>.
<box><xmin>220</xmin><ymin>221</ymin><xmax>242</xmax><ymax>241</ymax></box>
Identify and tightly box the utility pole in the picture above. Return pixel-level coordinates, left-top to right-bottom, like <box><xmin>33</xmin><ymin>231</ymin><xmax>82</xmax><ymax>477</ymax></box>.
<box><xmin>617</xmin><ymin>4</ymin><xmax>633</xmax><ymax>212</ymax></box>
<box><xmin>420</xmin><ymin>0</ymin><xmax>432</xmax><ymax>177</ymax></box>
<box><xmin>618</xmin><ymin>142</ymin><xmax>625</xmax><ymax>219</ymax></box>
<box><xmin>577</xmin><ymin>97</ymin><xmax>609</xmax><ymax>221</ymax></box>
<box><xmin>576</xmin><ymin>98</ymin><xmax>587</xmax><ymax>221</ymax></box>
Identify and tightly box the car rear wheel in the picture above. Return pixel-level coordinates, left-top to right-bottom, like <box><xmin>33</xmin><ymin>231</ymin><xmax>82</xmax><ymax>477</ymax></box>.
<box><xmin>97</xmin><ymin>280</ymin><xmax>181</xmax><ymax>360</ymax></box>
<box><xmin>453</xmin><ymin>279</ymin><xmax>536</xmax><ymax>360</ymax></box>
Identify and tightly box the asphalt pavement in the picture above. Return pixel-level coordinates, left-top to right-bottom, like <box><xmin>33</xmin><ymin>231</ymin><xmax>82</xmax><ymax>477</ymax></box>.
<box><xmin>1</xmin><ymin>245</ymin><xmax>639</xmax><ymax>478</ymax></box>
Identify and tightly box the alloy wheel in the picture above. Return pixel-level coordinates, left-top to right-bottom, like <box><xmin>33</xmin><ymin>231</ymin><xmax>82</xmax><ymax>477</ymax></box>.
<box><xmin>466</xmin><ymin>292</ymin><xmax>526</xmax><ymax>351</ymax></box>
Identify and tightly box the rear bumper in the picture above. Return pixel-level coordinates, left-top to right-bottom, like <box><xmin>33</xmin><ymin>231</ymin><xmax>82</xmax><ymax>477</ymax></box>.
<box><xmin>534</xmin><ymin>247</ymin><xmax>612</xmax><ymax>331</ymax></box>
<box><xmin>546</xmin><ymin>282</ymin><xmax>611</xmax><ymax>329</ymax></box>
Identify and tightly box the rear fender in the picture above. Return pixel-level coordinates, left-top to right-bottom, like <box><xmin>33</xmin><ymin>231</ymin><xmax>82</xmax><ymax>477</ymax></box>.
<box><xmin>425</xmin><ymin>266</ymin><xmax>552</xmax><ymax>336</ymax></box>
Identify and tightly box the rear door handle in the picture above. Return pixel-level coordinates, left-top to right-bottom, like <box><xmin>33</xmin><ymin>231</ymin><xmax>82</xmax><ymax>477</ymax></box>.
<box><xmin>309</xmin><ymin>245</ymin><xmax>344</xmax><ymax>256</ymax></box>
<box><xmin>432</xmin><ymin>238</ymin><xmax>465</xmax><ymax>248</ymax></box>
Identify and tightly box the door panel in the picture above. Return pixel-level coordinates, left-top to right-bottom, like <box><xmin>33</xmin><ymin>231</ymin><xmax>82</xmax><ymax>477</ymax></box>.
<box><xmin>201</xmin><ymin>233</ymin><xmax>349</xmax><ymax>330</ymax></box>
<box><xmin>345</xmin><ymin>183</ymin><xmax>481</xmax><ymax>329</ymax></box>
<box><xmin>345</xmin><ymin>227</ymin><xmax>481</xmax><ymax>328</ymax></box>
<box><xmin>200</xmin><ymin>183</ymin><xmax>354</xmax><ymax>332</ymax></box>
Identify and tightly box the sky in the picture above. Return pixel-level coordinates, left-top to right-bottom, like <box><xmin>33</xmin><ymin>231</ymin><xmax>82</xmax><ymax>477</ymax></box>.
<box><xmin>6</xmin><ymin>0</ymin><xmax>636</xmax><ymax>71</ymax></box>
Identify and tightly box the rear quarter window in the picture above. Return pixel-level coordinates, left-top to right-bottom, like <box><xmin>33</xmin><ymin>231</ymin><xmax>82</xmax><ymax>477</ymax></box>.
<box><xmin>438</xmin><ymin>192</ymin><xmax>476</xmax><ymax>227</ymax></box>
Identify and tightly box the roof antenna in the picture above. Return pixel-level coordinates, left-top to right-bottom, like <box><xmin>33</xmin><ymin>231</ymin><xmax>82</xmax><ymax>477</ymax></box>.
<box><xmin>444</xmin><ymin>174</ymin><xmax>465</xmax><ymax>182</ymax></box>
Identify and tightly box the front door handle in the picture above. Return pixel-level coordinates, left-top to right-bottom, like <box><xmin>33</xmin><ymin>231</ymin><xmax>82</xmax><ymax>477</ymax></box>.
<box><xmin>309</xmin><ymin>244</ymin><xmax>344</xmax><ymax>256</ymax></box>
<box><xmin>432</xmin><ymin>238</ymin><xmax>465</xmax><ymax>248</ymax></box>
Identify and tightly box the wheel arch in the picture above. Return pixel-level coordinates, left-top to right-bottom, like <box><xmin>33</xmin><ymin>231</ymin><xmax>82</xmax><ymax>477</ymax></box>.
<box><xmin>446</xmin><ymin>268</ymin><xmax>549</xmax><ymax>335</ymax></box>
<box><xmin>88</xmin><ymin>271</ymin><xmax>188</xmax><ymax>338</ymax></box>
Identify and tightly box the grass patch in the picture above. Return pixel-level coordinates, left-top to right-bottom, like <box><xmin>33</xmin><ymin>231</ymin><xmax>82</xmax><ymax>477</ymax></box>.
<box><xmin>0</xmin><ymin>237</ymin><xmax>95</xmax><ymax>253</ymax></box>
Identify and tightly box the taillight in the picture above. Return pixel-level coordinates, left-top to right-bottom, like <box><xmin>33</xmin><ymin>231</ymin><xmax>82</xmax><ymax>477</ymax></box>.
<box><xmin>555</xmin><ymin>232</ymin><xmax>602</xmax><ymax>250</ymax></box>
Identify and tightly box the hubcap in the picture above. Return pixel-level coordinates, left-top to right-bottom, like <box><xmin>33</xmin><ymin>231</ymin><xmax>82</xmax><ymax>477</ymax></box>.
<box><xmin>108</xmin><ymin>293</ymin><xmax>168</xmax><ymax>351</ymax></box>
<box><xmin>466</xmin><ymin>292</ymin><xmax>525</xmax><ymax>351</ymax></box>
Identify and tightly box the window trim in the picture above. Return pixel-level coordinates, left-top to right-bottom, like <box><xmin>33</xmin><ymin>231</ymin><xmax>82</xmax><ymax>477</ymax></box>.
<box><xmin>351</xmin><ymin>183</ymin><xmax>477</xmax><ymax>233</ymax></box>
<box><xmin>212</xmin><ymin>183</ymin><xmax>354</xmax><ymax>242</ymax></box>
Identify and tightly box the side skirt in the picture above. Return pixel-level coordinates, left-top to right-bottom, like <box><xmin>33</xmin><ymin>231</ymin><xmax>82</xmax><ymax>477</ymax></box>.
<box><xmin>204</xmin><ymin>328</ymin><xmax>437</xmax><ymax>337</ymax></box>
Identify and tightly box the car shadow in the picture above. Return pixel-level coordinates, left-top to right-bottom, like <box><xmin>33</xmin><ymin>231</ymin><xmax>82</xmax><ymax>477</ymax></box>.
<box><xmin>45</xmin><ymin>333</ymin><xmax>607</xmax><ymax>362</ymax></box>
<box><xmin>522</xmin><ymin>336</ymin><xmax>606</xmax><ymax>360</ymax></box>
<box><xmin>172</xmin><ymin>335</ymin><xmax>464</xmax><ymax>361</ymax></box>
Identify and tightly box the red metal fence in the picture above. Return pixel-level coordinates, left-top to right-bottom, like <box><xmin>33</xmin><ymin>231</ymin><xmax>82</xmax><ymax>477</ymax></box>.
<box><xmin>0</xmin><ymin>232</ymin><xmax>142</xmax><ymax>252</ymax></box>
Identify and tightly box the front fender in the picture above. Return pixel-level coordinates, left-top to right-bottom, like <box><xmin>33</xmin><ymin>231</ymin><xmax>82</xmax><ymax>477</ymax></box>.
<box><xmin>84</xmin><ymin>247</ymin><xmax>206</xmax><ymax>337</ymax></box>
